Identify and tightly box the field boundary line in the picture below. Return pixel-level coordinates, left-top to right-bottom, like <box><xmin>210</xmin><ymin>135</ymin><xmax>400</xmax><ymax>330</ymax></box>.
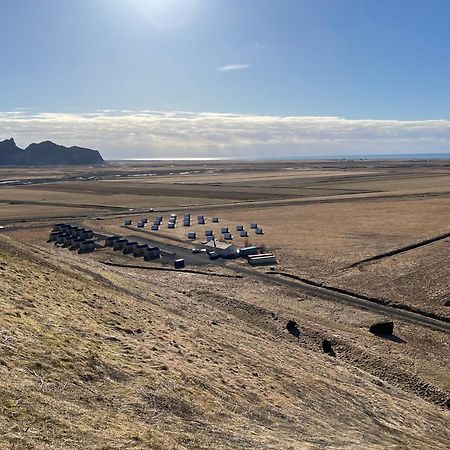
<box><xmin>345</xmin><ymin>231</ymin><xmax>450</xmax><ymax>268</ymax></box>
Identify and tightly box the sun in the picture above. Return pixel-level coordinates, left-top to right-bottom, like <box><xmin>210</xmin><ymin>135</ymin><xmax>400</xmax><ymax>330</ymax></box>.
<box><xmin>130</xmin><ymin>0</ymin><xmax>198</xmax><ymax>30</ymax></box>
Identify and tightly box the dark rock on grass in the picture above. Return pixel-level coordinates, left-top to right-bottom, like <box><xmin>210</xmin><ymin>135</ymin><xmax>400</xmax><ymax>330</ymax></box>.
<box><xmin>286</xmin><ymin>320</ymin><xmax>300</xmax><ymax>338</ymax></box>
<box><xmin>370</xmin><ymin>321</ymin><xmax>394</xmax><ymax>335</ymax></box>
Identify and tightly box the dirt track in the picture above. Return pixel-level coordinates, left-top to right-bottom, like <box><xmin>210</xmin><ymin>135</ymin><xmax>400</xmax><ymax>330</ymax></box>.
<box><xmin>89</xmin><ymin>227</ymin><xmax>450</xmax><ymax>334</ymax></box>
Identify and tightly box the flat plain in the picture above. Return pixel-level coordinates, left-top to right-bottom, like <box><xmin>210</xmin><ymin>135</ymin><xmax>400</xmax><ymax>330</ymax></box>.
<box><xmin>0</xmin><ymin>158</ymin><xmax>449</xmax><ymax>449</ymax></box>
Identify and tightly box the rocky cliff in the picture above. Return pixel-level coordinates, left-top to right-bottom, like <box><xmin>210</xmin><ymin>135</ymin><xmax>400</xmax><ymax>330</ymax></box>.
<box><xmin>0</xmin><ymin>138</ymin><xmax>104</xmax><ymax>165</ymax></box>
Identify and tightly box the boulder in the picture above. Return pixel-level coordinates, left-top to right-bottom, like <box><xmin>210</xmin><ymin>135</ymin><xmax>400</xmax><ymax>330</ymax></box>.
<box><xmin>322</xmin><ymin>339</ymin><xmax>334</xmax><ymax>355</ymax></box>
<box><xmin>369</xmin><ymin>321</ymin><xmax>394</xmax><ymax>335</ymax></box>
<box><xmin>286</xmin><ymin>320</ymin><xmax>300</xmax><ymax>338</ymax></box>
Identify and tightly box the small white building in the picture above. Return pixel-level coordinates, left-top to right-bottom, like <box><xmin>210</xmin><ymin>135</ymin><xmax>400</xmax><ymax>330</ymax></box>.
<box><xmin>133</xmin><ymin>244</ymin><xmax>148</xmax><ymax>257</ymax></box>
<box><xmin>248</xmin><ymin>253</ymin><xmax>277</xmax><ymax>266</ymax></box>
<box><xmin>204</xmin><ymin>240</ymin><xmax>238</xmax><ymax>258</ymax></box>
<box><xmin>105</xmin><ymin>236</ymin><xmax>120</xmax><ymax>247</ymax></box>
<box><xmin>113</xmin><ymin>239</ymin><xmax>128</xmax><ymax>251</ymax></box>
<box><xmin>52</xmin><ymin>223</ymin><xmax>67</xmax><ymax>232</ymax></box>
<box><xmin>79</xmin><ymin>240</ymin><xmax>96</xmax><ymax>253</ymax></box>
<box><xmin>70</xmin><ymin>238</ymin><xmax>84</xmax><ymax>250</ymax></box>
<box><xmin>56</xmin><ymin>233</ymin><xmax>68</xmax><ymax>244</ymax></box>
<box><xmin>143</xmin><ymin>246</ymin><xmax>160</xmax><ymax>260</ymax></box>
<box><xmin>174</xmin><ymin>259</ymin><xmax>185</xmax><ymax>269</ymax></box>
<box><xmin>123</xmin><ymin>242</ymin><xmax>139</xmax><ymax>254</ymax></box>
<box><xmin>48</xmin><ymin>231</ymin><xmax>61</xmax><ymax>242</ymax></box>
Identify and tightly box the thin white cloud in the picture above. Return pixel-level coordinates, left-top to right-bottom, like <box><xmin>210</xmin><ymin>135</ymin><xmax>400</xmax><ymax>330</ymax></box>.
<box><xmin>1</xmin><ymin>110</ymin><xmax>450</xmax><ymax>159</ymax></box>
<box><xmin>217</xmin><ymin>64</ymin><xmax>250</xmax><ymax>73</ymax></box>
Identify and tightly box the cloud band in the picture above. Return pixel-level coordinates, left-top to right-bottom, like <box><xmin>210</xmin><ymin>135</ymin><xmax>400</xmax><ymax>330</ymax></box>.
<box><xmin>1</xmin><ymin>110</ymin><xmax>449</xmax><ymax>159</ymax></box>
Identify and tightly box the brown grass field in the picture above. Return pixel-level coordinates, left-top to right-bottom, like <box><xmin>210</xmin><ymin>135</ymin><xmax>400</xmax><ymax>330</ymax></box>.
<box><xmin>0</xmin><ymin>159</ymin><xmax>449</xmax><ymax>448</ymax></box>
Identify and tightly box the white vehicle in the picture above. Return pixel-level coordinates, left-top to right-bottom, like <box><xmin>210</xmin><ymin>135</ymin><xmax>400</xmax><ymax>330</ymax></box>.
<box><xmin>192</xmin><ymin>248</ymin><xmax>201</xmax><ymax>254</ymax></box>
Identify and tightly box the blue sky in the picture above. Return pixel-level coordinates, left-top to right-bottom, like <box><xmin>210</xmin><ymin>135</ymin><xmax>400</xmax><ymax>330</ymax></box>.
<box><xmin>1</xmin><ymin>0</ymin><xmax>449</xmax><ymax>158</ymax></box>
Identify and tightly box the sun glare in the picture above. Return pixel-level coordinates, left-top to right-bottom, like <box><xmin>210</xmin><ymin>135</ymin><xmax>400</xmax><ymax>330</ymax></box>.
<box><xmin>130</xmin><ymin>0</ymin><xmax>198</xmax><ymax>30</ymax></box>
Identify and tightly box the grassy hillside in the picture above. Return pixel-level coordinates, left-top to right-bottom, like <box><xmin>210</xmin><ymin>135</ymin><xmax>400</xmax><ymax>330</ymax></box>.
<box><xmin>0</xmin><ymin>234</ymin><xmax>449</xmax><ymax>449</ymax></box>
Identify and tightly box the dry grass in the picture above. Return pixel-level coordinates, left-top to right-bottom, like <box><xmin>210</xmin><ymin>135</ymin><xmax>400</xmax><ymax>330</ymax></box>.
<box><xmin>1</xmin><ymin>161</ymin><xmax>450</xmax><ymax>448</ymax></box>
<box><xmin>331</xmin><ymin>238</ymin><xmax>450</xmax><ymax>319</ymax></box>
<box><xmin>1</xmin><ymin>234</ymin><xmax>449</xmax><ymax>449</ymax></box>
<box><xmin>0</xmin><ymin>204</ymin><xmax>101</xmax><ymax>222</ymax></box>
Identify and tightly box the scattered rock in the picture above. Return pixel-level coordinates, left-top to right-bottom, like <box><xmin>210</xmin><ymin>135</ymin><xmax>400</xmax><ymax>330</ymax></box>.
<box><xmin>444</xmin><ymin>299</ymin><xmax>450</xmax><ymax>307</ymax></box>
<box><xmin>369</xmin><ymin>321</ymin><xmax>394</xmax><ymax>335</ymax></box>
<box><xmin>322</xmin><ymin>339</ymin><xmax>335</xmax><ymax>356</ymax></box>
<box><xmin>286</xmin><ymin>320</ymin><xmax>300</xmax><ymax>338</ymax></box>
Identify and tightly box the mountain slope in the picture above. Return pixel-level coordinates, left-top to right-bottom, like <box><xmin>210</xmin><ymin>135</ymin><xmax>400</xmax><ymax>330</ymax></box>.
<box><xmin>0</xmin><ymin>234</ymin><xmax>449</xmax><ymax>449</ymax></box>
<box><xmin>0</xmin><ymin>138</ymin><xmax>104</xmax><ymax>165</ymax></box>
<box><xmin>0</xmin><ymin>138</ymin><xmax>22</xmax><ymax>165</ymax></box>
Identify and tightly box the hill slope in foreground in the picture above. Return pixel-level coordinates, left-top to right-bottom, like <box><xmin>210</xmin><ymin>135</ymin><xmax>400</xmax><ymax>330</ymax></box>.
<box><xmin>0</xmin><ymin>234</ymin><xmax>449</xmax><ymax>449</ymax></box>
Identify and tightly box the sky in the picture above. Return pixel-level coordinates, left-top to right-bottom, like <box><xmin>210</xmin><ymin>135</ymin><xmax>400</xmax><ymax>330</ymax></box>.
<box><xmin>0</xmin><ymin>0</ymin><xmax>449</xmax><ymax>159</ymax></box>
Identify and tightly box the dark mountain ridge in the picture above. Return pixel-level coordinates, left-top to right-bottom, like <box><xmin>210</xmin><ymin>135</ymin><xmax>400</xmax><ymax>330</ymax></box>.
<box><xmin>0</xmin><ymin>138</ymin><xmax>104</xmax><ymax>166</ymax></box>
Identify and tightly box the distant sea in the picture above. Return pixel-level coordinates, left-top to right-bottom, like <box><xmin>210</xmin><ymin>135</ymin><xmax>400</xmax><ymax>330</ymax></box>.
<box><xmin>110</xmin><ymin>153</ymin><xmax>450</xmax><ymax>162</ymax></box>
